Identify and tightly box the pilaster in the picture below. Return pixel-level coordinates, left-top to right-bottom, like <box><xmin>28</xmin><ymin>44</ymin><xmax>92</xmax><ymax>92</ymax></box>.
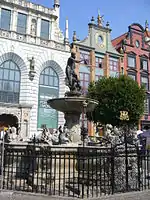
<box><xmin>89</xmin><ymin>50</ymin><xmax>95</xmax><ymax>136</ymax></box>
<box><xmin>90</xmin><ymin>50</ymin><xmax>95</xmax><ymax>82</ymax></box>
<box><xmin>50</xmin><ymin>19</ymin><xmax>55</xmax><ymax>41</ymax></box>
<box><xmin>123</xmin><ymin>54</ymin><xmax>128</xmax><ymax>75</ymax></box>
<box><xmin>26</xmin><ymin>13</ymin><xmax>32</xmax><ymax>35</ymax></box>
<box><xmin>49</xmin><ymin>20</ymin><xmax>51</xmax><ymax>40</ymax></box>
<box><xmin>75</xmin><ymin>46</ymin><xmax>80</xmax><ymax>78</ymax></box>
<box><xmin>136</xmin><ymin>55</ymin><xmax>141</xmax><ymax>86</ymax></box>
<box><xmin>104</xmin><ymin>53</ymin><xmax>109</xmax><ymax>77</ymax></box>
<box><xmin>11</xmin><ymin>8</ymin><xmax>17</xmax><ymax>32</ymax></box>
<box><xmin>119</xmin><ymin>56</ymin><xmax>125</xmax><ymax>75</ymax></box>
<box><xmin>36</xmin><ymin>15</ymin><xmax>41</xmax><ymax>44</ymax></box>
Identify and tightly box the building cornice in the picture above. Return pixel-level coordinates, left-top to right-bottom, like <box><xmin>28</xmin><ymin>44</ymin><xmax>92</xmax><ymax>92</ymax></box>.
<box><xmin>106</xmin><ymin>51</ymin><xmax>122</xmax><ymax>58</ymax></box>
<box><xmin>0</xmin><ymin>102</ymin><xmax>33</xmax><ymax>108</ymax></box>
<box><xmin>0</xmin><ymin>29</ymin><xmax>70</xmax><ymax>52</ymax></box>
<box><xmin>72</xmin><ymin>42</ymin><xmax>95</xmax><ymax>51</ymax></box>
<box><xmin>1</xmin><ymin>0</ymin><xmax>57</xmax><ymax>18</ymax></box>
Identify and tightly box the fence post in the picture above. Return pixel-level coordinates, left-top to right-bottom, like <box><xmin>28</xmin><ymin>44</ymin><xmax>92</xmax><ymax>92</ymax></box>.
<box><xmin>124</xmin><ymin>125</ymin><xmax>129</xmax><ymax>192</ymax></box>
<box><xmin>0</xmin><ymin>135</ymin><xmax>5</xmax><ymax>191</ymax></box>
<box><xmin>111</xmin><ymin>146</ymin><xmax>115</xmax><ymax>194</ymax></box>
<box><xmin>137</xmin><ymin>145</ymin><xmax>141</xmax><ymax>191</ymax></box>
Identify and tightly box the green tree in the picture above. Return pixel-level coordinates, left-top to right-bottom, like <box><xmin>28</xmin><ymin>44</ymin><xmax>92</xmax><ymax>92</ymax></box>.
<box><xmin>87</xmin><ymin>75</ymin><xmax>146</xmax><ymax>126</ymax></box>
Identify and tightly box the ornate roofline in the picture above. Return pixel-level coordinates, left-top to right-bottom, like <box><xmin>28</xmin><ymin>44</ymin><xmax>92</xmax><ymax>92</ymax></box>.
<box><xmin>1</xmin><ymin>0</ymin><xmax>57</xmax><ymax>17</ymax></box>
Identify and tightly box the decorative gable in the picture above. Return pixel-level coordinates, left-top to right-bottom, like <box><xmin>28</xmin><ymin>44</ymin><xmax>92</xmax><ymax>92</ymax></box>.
<box><xmin>73</xmin><ymin>16</ymin><xmax>120</xmax><ymax>56</ymax></box>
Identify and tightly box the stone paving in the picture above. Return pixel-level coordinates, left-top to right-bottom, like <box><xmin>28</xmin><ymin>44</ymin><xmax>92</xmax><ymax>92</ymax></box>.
<box><xmin>0</xmin><ymin>190</ymin><xmax>150</xmax><ymax>200</ymax></box>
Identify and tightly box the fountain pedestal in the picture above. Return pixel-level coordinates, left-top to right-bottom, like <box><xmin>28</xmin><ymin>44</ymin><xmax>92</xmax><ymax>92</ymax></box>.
<box><xmin>48</xmin><ymin>95</ymin><xmax>98</xmax><ymax>144</ymax></box>
<box><xmin>64</xmin><ymin>112</ymin><xmax>81</xmax><ymax>143</ymax></box>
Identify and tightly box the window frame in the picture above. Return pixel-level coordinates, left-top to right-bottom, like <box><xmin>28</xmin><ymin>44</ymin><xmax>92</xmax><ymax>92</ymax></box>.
<box><xmin>40</xmin><ymin>19</ymin><xmax>50</xmax><ymax>40</ymax></box>
<box><xmin>80</xmin><ymin>51</ymin><xmax>90</xmax><ymax>65</ymax></box>
<box><xmin>95</xmin><ymin>75</ymin><xmax>102</xmax><ymax>81</ymax></box>
<box><xmin>127</xmin><ymin>72</ymin><xmax>136</xmax><ymax>81</ymax></box>
<box><xmin>38</xmin><ymin>66</ymin><xmax>59</xmax><ymax>129</ymax></box>
<box><xmin>1</xmin><ymin>8</ymin><xmax>11</xmax><ymax>31</ymax></box>
<box><xmin>0</xmin><ymin>60</ymin><xmax>20</xmax><ymax>104</ymax></box>
<box><xmin>144</xmin><ymin>98</ymin><xmax>149</xmax><ymax>115</ymax></box>
<box><xmin>141</xmin><ymin>75</ymin><xmax>149</xmax><ymax>90</ymax></box>
<box><xmin>95</xmin><ymin>57</ymin><xmax>103</xmax><ymax>69</ymax></box>
<box><xmin>127</xmin><ymin>55</ymin><xmax>136</xmax><ymax>68</ymax></box>
<box><xmin>17</xmin><ymin>12</ymin><xmax>27</xmax><ymax>34</ymax></box>
<box><xmin>140</xmin><ymin>58</ymin><xmax>148</xmax><ymax>71</ymax></box>
<box><xmin>109</xmin><ymin>59</ymin><xmax>119</xmax><ymax>72</ymax></box>
<box><xmin>79</xmin><ymin>72</ymin><xmax>90</xmax><ymax>95</ymax></box>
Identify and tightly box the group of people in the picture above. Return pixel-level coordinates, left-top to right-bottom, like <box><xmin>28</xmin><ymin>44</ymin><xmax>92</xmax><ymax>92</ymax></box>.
<box><xmin>0</xmin><ymin>125</ymin><xmax>19</xmax><ymax>142</ymax></box>
<box><xmin>137</xmin><ymin>126</ymin><xmax>150</xmax><ymax>150</ymax></box>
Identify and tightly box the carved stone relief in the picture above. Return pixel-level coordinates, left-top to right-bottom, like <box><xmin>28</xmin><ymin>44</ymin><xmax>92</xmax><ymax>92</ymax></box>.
<box><xmin>23</xmin><ymin>111</ymin><xmax>29</xmax><ymax>122</ymax></box>
<box><xmin>31</xmin><ymin>19</ymin><xmax>37</xmax><ymax>36</ymax></box>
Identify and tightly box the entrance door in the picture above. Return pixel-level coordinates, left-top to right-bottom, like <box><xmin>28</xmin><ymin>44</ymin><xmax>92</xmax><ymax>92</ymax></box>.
<box><xmin>0</xmin><ymin>114</ymin><xmax>18</xmax><ymax>129</ymax></box>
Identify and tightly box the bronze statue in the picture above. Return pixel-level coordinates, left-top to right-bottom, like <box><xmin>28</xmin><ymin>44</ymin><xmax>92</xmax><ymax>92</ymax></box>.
<box><xmin>65</xmin><ymin>50</ymin><xmax>86</xmax><ymax>93</ymax></box>
<box><xmin>29</xmin><ymin>57</ymin><xmax>35</xmax><ymax>71</ymax></box>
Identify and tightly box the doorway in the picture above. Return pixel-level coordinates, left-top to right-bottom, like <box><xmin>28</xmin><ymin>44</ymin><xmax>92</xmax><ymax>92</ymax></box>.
<box><xmin>0</xmin><ymin>114</ymin><xmax>18</xmax><ymax>129</ymax></box>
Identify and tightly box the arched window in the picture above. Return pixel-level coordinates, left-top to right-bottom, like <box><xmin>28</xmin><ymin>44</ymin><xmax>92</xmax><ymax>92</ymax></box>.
<box><xmin>0</xmin><ymin>60</ymin><xmax>20</xmax><ymax>103</ymax></box>
<box><xmin>38</xmin><ymin>67</ymin><xmax>59</xmax><ymax>129</ymax></box>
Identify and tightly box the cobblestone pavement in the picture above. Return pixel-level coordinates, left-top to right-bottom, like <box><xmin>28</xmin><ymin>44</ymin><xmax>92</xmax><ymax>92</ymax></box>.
<box><xmin>0</xmin><ymin>190</ymin><xmax>150</xmax><ymax>200</ymax></box>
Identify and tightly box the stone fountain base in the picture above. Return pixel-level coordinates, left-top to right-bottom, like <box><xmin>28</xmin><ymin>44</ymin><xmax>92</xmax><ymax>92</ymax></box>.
<box><xmin>64</xmin><ymin>112</ymin><xmax>81</xmax><ymax>143</ymax></box>
<box><xmin>47</xmin><ymin>92</ymin><xmax>98</xmax><ymax>144</ymax></box>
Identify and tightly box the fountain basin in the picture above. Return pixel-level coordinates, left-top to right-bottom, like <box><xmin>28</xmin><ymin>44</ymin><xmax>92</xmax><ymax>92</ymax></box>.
<box><xmin>47</xmin><ymin>96</ymin><xmax>98</xmax><ymax>144</ymax></box>
<box><xmin>47</xmin><ymin>96</ymin><xmax>98</xmax><ymax>113</ymax></box>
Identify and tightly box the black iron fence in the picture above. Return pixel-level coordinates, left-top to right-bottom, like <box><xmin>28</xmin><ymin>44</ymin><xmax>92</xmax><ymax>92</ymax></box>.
<box><xmin>0</xmin><ymin>142</ymin><xmax>150</xmax><ymax>198</ymax></box>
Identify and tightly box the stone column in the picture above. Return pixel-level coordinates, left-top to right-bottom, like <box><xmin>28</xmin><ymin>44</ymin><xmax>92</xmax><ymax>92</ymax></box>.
<box><xmin>64</xmin><ymin>112</ymin><xmax>81</xmax><ymax>143</ymax></box>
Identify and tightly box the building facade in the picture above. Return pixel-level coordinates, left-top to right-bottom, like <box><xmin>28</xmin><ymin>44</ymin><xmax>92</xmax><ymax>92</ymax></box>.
<box><xmin>0</xmin><ymin>0</ymin><xmax>70</xmax><ymax>137</ymax></box>
<box><xmin>112</xmin><ymin>23</ymin><xmax>150</xmax><ymax>129</ymax></box>
<box><xmin>71</xmin><ymin>14</ymin><xmax>123</xmax><ymax>135</ymax></box>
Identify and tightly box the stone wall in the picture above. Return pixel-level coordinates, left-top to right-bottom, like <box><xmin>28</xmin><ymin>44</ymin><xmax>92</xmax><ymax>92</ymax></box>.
<box><xmin>0</xmin><ymin>190</ymin><xmax>150</xmax><ymax>200</ymax></box>
<box><xmin>0</xmin><ymin>37</ymin><xmax>69</xmax><ymax>137</ymax></box>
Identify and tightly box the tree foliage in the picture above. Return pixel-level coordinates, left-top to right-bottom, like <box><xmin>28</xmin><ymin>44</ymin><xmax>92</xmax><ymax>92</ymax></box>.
<box><xmin>87</xmin><ymin>75</ymin><xmax>146</xmax><ymax>126</ymax></box>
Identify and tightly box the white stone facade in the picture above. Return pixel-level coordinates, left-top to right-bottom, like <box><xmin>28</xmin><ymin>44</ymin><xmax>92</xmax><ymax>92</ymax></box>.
<box><xmin>0</xmin><ymin>0</ymin><xmax>70</xmax><ymax>137</ymax></box>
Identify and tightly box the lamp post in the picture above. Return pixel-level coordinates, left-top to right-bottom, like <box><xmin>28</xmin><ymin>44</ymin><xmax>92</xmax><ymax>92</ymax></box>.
<box><xmin>119</xmin><ymin>110</ymin><xmax>129</xmax><ymax>192</ymax></box>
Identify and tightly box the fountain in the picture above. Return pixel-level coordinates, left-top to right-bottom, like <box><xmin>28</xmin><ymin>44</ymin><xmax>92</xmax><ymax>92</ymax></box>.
<box><xmin>47</xmin><ymin>50</ymin><xmax>98</xmax><ymax>144</ymax></box>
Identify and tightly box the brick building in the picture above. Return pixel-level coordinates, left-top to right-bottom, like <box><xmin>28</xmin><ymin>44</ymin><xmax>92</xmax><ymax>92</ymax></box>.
<box><xmin>71</xmin><ymin>14</ymin><xmax>123</xmax><ymax>135</ymax></box>
<box><xmin>112</xmin><ymin>22</ymin><xmax>150</xmax><ymax>129</ymax></box>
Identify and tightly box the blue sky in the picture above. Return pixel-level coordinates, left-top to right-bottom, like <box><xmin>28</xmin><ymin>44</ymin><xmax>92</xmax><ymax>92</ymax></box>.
<box><xmin>30</xmin><ymin>0</ymin><xmax>150</xmax><ymax>41</ymax></box>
